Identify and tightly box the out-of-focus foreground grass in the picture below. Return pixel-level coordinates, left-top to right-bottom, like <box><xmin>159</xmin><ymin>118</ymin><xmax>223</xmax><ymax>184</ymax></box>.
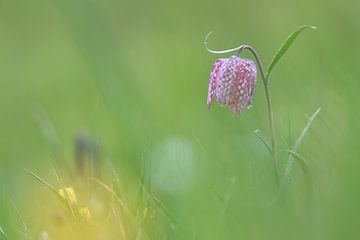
<box><xmin>0</xmin><ymin>0</ymin><xmax>359</xmax><ymax>239</ymax></box>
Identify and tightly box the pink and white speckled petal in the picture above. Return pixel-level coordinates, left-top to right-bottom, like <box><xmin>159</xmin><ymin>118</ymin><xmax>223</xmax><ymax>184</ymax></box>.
<box><xmin>207</xmin><ymin>59</ymin><xmax>225</xmax><ymax>108</ymax></box>
<box><xmin>207</xmin><ymin>56</ymin><xmax>257</xmax><ymax>115</ymax></box>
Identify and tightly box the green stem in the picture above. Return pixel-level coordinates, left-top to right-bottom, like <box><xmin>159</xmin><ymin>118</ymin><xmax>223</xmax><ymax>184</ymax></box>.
<box><xmin>264</xmin><ymin>83</ymin><xmax>279</xmax><ymax>183</ymax></box>
<box><xmin>236</xmin><ymin>46</ymin><xmax>279</xmax><ymax>184</ymax></box>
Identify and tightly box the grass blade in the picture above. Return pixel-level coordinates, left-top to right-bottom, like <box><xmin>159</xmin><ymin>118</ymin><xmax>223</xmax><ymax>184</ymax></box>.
<box><xmin>107</xmin><ymin>158</ymin><xmax>123</xmax><ymax>196</ymax></box>
<box><xmin>93</xmin><ymin>178</ymin><xmax>132</xmax><ymax>217</ymax></box>
<box><xmin>48</xmin><ymin>160</ymin><xmax>78</xmax><ymax>220</ymax></box>
<box><xmin>0</xmin><ymin>226</ymin><xmax>9</xmax><ymax>240</ymax></box>
<box><xmin>93</xmin><ymin>178</ymin><xmax>134</xmax><ymax>239</ymax></box>
<box><xmin>292</xmin><ymin>108</ymin><xmax>321</xmax><ymax>152</ymax></box>
<box><xmin>24</xmin><ymin>169</ymin><xmax>71</xmax><ymax>213</ymax></box>
<box><xmin>254</xmin><ymin>129</ymin><xmax>272</xmax><ymax>155</ymax></box>
<box><xmin>266</xmin><ymin>25</ymin><xmax>317</xmax><ymax>80</ymax></box>
<box><xmin>151</xmin><ymin>195</ymin><xmax>177</xmax><ymax>229</ymax></box>
<box><xmin>287</xmin><ymin>150</ymin><xmax>309</xmax><ymax>169</ymax></box>
<box><xmin>9</xmin><ymin>198</ymin><xmax>29</xmax><ymax>240</ymax></box>
<box><xmin>283</xmin><ymin>107</ymin><xmax>321</xmax><ymax>179</ymax></box>
<box><xmin>287</xmin><ymin>150</ymin><xmax>313</xmax><ymax>203</ymax></box>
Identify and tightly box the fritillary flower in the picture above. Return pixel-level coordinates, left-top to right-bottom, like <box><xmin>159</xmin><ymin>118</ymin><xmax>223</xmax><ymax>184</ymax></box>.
<box><xmin>207</xmin><ymin>56</ymin><xmax>257</xmax><ymax>114</ymax></box>
<box><xmin>205</xmin><ymin>25</ymin><xmax>317</xmax><ymax>184</ymax></box>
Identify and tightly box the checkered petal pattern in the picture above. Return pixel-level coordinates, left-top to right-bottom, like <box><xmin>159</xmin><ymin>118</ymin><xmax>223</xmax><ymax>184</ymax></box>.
<box><xmin>207</xmin><ymin>56</ymin><xmax>257</xmax><ymax>115</ymax></box>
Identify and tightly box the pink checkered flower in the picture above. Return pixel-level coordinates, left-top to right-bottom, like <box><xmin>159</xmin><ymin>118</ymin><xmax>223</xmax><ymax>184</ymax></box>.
<box><xmin>207</xmin><ymin>56</ymin><xmax>257</xmax><ymax>114</ymax></box>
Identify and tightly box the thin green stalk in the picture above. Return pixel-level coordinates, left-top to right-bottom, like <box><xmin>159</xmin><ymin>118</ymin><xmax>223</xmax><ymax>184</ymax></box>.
<box><xmin>264</xmin><ymin>83</ymin><xmax>278</xmax><ymax>182</ymax></box>
<box><xmin>235</xmin><ymin>46</ymin><xmax>279</xmax><ymax>184</ymax></box>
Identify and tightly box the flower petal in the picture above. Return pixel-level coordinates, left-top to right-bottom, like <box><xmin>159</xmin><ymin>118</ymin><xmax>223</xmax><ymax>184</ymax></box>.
<box><xmin>207</xmin><ymin>56</ymin><xmax>257</xmax><ymax>115</ymax></box>
<box><xmin>207</xmin><ymin>59</ymin><xmax>225</xmax><ymax>108</ymax></box>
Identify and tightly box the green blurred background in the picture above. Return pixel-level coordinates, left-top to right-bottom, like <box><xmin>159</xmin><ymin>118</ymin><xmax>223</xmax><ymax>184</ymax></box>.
<box><xmin>0</xmin><ymin>0</ymin><xmax>360</xmax><ymax>239</ymax></box>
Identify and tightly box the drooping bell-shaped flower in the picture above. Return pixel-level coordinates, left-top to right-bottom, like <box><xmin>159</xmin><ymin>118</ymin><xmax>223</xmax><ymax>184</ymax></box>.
<box><xmin>207</xmin><ymin>56</ymin><xmax>257</xmax><ymax>114</ymax></box>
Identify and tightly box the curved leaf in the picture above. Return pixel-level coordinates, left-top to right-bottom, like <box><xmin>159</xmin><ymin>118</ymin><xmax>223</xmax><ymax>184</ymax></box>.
<box><xmin>266</xmin><ymin>25</ymin><xmax>317</xmax><ymax>80</ymax></box>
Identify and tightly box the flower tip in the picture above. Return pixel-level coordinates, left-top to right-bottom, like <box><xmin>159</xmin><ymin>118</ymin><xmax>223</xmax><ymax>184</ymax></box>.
<box><xmin>207</xmin><ymin>99</ymin><xmax>212</xmax><ymax>109</ymax></box>
<box><xmin>204</xmin><ymin>31</ymin><xmax>214</xmax><ymax>44</ymax></box>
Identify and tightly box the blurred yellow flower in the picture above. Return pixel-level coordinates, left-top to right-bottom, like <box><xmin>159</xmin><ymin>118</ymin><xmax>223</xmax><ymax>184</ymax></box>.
<box><xmin>79</xmin><ymin>207</ymin><xmax>91</xmax><ymax>221</ymax></box>
<box><xmin>59</xmin><ymin>187</ymin><xmax>78</xmax><ymax>206</ymax></box>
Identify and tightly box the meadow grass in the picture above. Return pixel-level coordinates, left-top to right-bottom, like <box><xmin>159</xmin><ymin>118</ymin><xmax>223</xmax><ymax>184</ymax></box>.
<box><xmin>0</xmin><ymin>0</ymin><xmax>359</xmax><ymax>239</ymax></box>
<box><xmin>3</xmin><ymin>24</ymin><xmax>320</xmax><ymax>240</ymax></box>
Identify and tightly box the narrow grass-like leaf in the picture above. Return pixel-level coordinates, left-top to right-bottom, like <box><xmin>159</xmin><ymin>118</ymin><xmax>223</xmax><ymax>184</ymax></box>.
<box><xmin>24</xmin><ymin>169</ymin><xmax>71</xmax><ymax>213</ymax></box>
<box><xmin>94</xmin><ymin>178</ymin><xmax>134</xmax><ymax>239</ymax></box>
<box><xmin>151</xmin><ymin>195</ymin><xmax>177</xmax><ymax>229</ymax></box>
<box><xmin>112</xmin><ymin>205</ymin><xmax>128</xmax><ymax>240</ymax></box>
<box><xmin>137</xmin><ymin>177</ymin><xmax>177</xmax><ymax>229</ymax></box>
<box><xmin>135</xmin><ymin>149</ymin><xmax>154</xmax><ymax>240</ymax></box>
<box><xmin>287</xmin><ymin>150</ymin><xmax>309</xmax><ymax>170</ymax></box>
<box><xmin>107</xmin><ymin>158</ymin><xmax>123</xmax><ymax>197</ymax></box>
<box><xmin>254</xmin><ymin>129</ymin><xmax>272</xmax><ymax>155</ymax></box>
<box><xmin>292</xmin><ymin>108</ymin><xmax>321</xmax><ymax>152</ymax></box>
<box><xmin>204</xmin><ymin>31</ymin><xmax>244</xmax><ymax>54</ymax></box>
<box><xmin>33</xmin><ymin>111</ymin><xmax>78</xmax><ymax>219</ymax></box>
<box><xmin>287</xmin><ymin>150</ymin><xmax>313</xmax><ymax>203</ymax></box>
<box><xmin>48</xmin><ymin>159</ymin><xmax>78</xmax><ymax>220</ymax></box>
<box><xmin>137</xmin><ymin>152</ymin><xmax>177</xmax><ymax>228</ymax></box>
<box><xmin>283</xmin><ymin>108</ymin><xmax>321</xmax><ymax>178</ymax></box>
<box><xmin>0</xmin><ymin>226</ymin><xmax>9</xmax><ymax>240</ymax></box>
<box><xmin>93</xmin><ymin>178</ymin><xmax>132</xmax><ymax>217</ymax></box>
<box><xmin>9</xmin><ymin>198</ymin><xmax>29</xmax><ymax>240</ymax></box>
<box><xmin>266</xmin><ymin>25</ymin><xmax>317</xmax><ymax>80</ymax></box>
